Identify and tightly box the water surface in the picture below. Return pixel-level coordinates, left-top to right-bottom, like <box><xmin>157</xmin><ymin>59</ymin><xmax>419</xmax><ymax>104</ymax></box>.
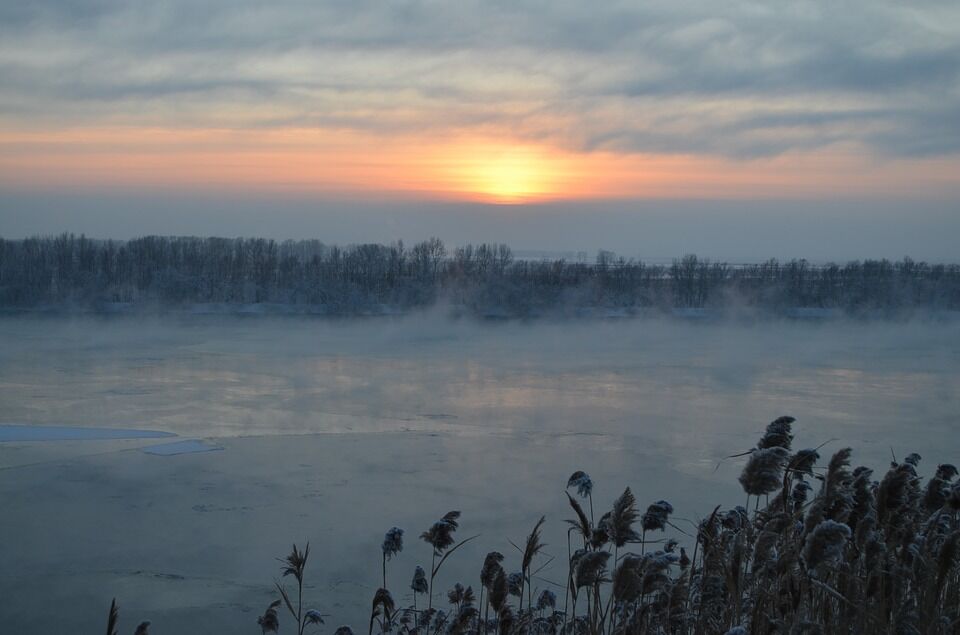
<box><xmin>0</xmin><ymin>315</ymin><xmax>957</xmax><ymax>631</ymax></box>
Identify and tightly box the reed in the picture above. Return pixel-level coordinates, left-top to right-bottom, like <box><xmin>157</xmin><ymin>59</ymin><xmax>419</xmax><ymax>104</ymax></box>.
<box><xmin>103</xmin><ymin>417</ymin><xmax>958</xmax><ymax>634</ymax></box>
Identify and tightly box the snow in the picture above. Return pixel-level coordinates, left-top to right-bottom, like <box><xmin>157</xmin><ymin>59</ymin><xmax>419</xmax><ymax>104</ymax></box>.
<box><xmin>0</xmin><ymin>424</ymin><xmax>174</xmax><ymax>442</ymax></box>
<box><xmin>141</xmin><ymin>440</ymin><xmax>223</xmax><ymax>456</ymax></box>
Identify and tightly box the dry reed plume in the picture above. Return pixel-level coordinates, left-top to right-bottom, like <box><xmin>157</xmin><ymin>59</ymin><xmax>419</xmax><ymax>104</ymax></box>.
<box><xmin>103</xmin><ymin>417</ymin><xmax>959</xmax><ymax>634</ymax></box>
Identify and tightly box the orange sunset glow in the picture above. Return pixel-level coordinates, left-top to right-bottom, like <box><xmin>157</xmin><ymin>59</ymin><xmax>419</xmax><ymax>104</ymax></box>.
<box><xmin>0</xmin><ymin>0</ymin><xmax>958</xmax><ymax>256</ymax></box>
<box><xmin>435</xmin><ymin>142</ymin><xmax>576</xmax><ymax>204</ymax></box>
<box><xmin>3</xmin><ymin>126</ymin><xmax>959</xmax><ymax>204</ymax></box>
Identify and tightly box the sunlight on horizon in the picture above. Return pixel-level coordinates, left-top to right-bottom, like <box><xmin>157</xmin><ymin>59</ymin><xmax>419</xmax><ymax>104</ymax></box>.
<box><xmin>435</xmin><ymin>142</ymin><xmax>576</xmax><ymax>204</ymax></box>
<box><xmin>2</xmin><ymin>126</ymin><xmax>959</xmax><ymax>204</ymax></box>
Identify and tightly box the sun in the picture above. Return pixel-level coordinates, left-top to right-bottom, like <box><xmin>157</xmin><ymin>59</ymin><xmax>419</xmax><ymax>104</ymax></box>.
<box><xmin>468</xmin><ymin>147</ymin><xmax>553</xmax><ymax>203</ymax></box>
<box><xmin>436</xmin><ymin>141</ymin><xmax>570</xmax><ymax>204</ymax></box>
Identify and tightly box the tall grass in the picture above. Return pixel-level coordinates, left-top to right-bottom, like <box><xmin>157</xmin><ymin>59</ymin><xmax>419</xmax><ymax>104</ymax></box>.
<box><xmin>104</xmin><ymin>417</ymin><xmax>958</xmax><ymax>634</ymax></box>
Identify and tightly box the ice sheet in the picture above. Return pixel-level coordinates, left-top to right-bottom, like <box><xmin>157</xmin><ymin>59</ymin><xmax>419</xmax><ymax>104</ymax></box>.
<box><xmin>141</xmin><ymin>439</ymin><xmax>223</xmax><ymax>455</ymax></box>
<box><xmin>0</xmin><ymin>424</ymin><xmax>174</xmax><ymax>442</ymax></box>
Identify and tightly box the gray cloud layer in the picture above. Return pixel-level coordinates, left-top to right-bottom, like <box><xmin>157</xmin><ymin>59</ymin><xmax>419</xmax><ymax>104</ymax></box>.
<box><xmin>2</xmin><ymin>0</ymin><xmax>959</xmax><ymax>157</ymax></box>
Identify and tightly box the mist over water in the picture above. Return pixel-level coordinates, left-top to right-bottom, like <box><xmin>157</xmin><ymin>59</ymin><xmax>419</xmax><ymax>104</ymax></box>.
<box><xmin>1</xmin><ymin>314</ymin><xmax>958</xmax><ymax>631</ymax></box>
<box><xmin>2</xmin><ymin>315</ymin><xmax>957</xmax><ymax>456</ymax></box>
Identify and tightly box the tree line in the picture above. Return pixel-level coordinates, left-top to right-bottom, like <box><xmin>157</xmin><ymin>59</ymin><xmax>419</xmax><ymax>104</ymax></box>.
<box><xmin>1</xmin><ymin>234</ymin><xmax>958</xmax><ymax>316</ymax></box>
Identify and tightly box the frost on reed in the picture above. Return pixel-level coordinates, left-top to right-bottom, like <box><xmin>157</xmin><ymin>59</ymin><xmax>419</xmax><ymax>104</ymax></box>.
<box><xmin>382</xmin><ymin>527</ymin><xmax>405</xmax><ymax>588</ymax></box>
<box><xmin>101</xmin><ymin>416</ymin><xmax>959</xmax><ymax>635</ymax></box>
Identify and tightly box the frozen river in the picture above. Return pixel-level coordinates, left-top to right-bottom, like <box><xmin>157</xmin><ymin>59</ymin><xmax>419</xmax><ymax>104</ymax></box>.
<box><xmin>1</xmin><ymin>315</ymin><xmax>958</xmax><ymax>632</ymax></box>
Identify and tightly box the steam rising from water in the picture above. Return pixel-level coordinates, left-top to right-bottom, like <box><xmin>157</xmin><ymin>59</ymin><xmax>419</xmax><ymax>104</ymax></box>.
<box><xmin>0</xmin><ymin>314</ymin><xmax>957</xmax><ymax>631</ymax></box>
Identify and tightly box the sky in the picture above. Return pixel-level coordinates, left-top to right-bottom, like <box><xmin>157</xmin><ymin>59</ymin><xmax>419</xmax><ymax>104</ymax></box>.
<box><xmin>1</xmin><ymin>0</ymin><xmax>958</xmax><ymax>259</ymax></box>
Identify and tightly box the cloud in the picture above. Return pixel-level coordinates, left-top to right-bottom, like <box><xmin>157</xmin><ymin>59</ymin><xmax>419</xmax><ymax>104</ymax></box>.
<box><xmin>0</xmin><ymin>0</ymin><xmax>958</xmax><ymax>158</ymax></box>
